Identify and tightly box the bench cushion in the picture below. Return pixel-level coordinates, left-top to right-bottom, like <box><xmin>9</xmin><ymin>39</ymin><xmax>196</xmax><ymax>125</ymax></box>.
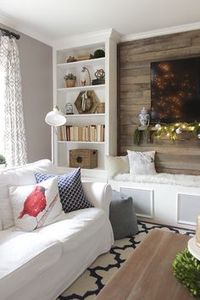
<box><xmin>113</xmin><ymin>173</ymin><xmax>200</xmax><ymax>188</ymax></box>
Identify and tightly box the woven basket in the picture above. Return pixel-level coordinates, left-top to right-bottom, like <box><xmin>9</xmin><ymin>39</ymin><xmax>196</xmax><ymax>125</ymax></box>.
<box><xmin>65</xmin><ymin>79</ymin><xmax>76</xmax><ymax>88</ymax></box>
<box><xmin>69</xmin><ymin>149</ymin><xmax>98</xmax><ymax>169</ymax></box>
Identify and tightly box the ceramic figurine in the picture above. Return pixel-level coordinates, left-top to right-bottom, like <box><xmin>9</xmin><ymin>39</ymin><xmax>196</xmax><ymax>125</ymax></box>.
<box><xmin>80</xmin><ymin>66</ymin><xmax>91</xmax><ymax>86</ymax></box>
<box><xmin>65</xmin><ymin>103</ymin><xmax>73</xmax><ymax>115</ymax></box>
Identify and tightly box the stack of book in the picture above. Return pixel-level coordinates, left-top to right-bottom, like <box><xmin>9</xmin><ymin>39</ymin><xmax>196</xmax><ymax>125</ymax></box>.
<box><xmin>59</xmin><ymin>125</ymin><xmax>105</xmax><ymax>142</ymax></box>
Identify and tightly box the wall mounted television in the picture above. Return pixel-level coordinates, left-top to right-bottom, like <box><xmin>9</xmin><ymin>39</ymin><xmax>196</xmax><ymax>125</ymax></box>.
<box><xmin>150</xmin><ymin>57</ymin><xmax>200</xmax><ymax>123</ymax></box>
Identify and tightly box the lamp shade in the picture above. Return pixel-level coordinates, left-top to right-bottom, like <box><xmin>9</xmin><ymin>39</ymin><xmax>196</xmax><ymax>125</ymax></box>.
<box><xmin>45</xmin><ymin>107</ymin><xmax>66</xmax><ymax>126</ymax></box>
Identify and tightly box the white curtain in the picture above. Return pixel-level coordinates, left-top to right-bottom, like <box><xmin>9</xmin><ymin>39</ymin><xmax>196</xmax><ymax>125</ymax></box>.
<box><xmin>0</xmin><ymin>36</ymin><xmax>27</xmax><ymax>166</ymax></box>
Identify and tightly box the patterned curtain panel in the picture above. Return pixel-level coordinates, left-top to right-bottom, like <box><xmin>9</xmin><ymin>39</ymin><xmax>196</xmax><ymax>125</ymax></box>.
<box><xmin>0</xmin><ymin>36</ymin><xmax>27</xmax><ymax>166</ymax></box>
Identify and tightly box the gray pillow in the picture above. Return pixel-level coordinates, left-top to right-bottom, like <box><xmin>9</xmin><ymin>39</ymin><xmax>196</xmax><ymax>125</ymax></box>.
<box><xmin>110</xmin><ymin>190</ymin><xmax>138</xmax><ymax>240</ymax></box>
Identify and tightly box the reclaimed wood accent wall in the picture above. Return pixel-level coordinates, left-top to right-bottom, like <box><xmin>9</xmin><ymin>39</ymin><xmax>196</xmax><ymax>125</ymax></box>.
<box><xmin>118</xmin><ymin>30</ymin><xmax>200</xmax><ymax>175</ymax></box>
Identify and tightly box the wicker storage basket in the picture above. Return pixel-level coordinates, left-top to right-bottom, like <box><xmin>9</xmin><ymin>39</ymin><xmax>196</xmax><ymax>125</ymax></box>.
<box><xmin>65</xmin><ymin>79</ymin><xmax>76</xmax><ymax>88</ymax></box>
<box><xmin>69</xmin><ymin>149</ymin><xmax>98</xmax><ymax>169</ymax></box>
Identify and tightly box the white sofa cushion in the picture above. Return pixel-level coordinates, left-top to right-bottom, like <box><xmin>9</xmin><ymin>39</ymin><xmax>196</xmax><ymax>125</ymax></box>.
<box><xmin>0</xmin><ymin>159</ymin><xmax>56</xmax><ymax>229</ymax></box>
<box><xmin>37</xmin><ymin>207</ymin><xmax>112</xmax><ymax>252</ymax></box>
<box><xmin>9</xmin><ymin>177</ymin><xmax>63</xmax><ymax>231</ymax></box>
<box><xmin>0</xmin><ymin>208</ymin><xmax>113</xmax><ymax>300</ymax></box>
<box><xmin>0</xmin><ymin>227</ymin><xmax>62</xmax><ymax>281</ymax></box>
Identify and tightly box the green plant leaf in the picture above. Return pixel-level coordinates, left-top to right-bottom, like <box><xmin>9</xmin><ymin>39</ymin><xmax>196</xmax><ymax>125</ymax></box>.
<box><xmin>172</xmin><ymin>249</ymin><xmax>200</xmax><ymax>298</ymax></box>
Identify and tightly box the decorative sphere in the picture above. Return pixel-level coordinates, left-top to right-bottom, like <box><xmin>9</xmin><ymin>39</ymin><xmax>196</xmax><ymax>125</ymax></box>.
<box><xmin>155</xmin><ymin>123</ymin><xmax>161</xmax><ymax>130</ymax></box>
<box><xmin>176</xmin><ymin>127</ymin><xmax>182</xmax><ymax>134</ymax></box>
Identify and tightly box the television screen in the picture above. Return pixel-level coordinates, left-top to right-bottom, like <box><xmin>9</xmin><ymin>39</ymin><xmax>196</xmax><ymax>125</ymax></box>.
<box><xmin>151</xmin><ymin>57</ymin><xmax>200</xmax><ymax>123</ymax></box>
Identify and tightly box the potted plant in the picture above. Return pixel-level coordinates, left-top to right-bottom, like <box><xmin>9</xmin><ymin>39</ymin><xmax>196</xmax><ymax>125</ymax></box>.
<box><xmin>0</xmin><ymin>154</ymin><xmax>6</xmax><ymax>169</ymax></box>
<box><xmin>64</xmin><ymin>73</ymin><xmax>76</xmax><ymax>88</ymax></box>
<box><xmin>90</xmin><ymin>49</ymin><xmax>105</xmax><ymax>59</ymax></box>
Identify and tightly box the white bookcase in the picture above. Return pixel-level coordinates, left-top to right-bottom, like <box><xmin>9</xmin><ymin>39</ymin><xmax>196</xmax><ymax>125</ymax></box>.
<box><xmin>53</xmin><ymin>30</ymin><xmax>119</xmax><ymax>178</ymax></box>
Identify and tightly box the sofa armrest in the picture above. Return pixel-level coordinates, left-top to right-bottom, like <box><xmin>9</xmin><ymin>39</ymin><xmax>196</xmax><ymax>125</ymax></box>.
<box><xmin>82</xmin><ymin>181</ymin><xmax>112</xmax><ymax>218</ymax></box>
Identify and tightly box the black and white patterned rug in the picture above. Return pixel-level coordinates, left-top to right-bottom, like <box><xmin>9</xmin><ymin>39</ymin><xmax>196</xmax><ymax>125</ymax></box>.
<box><xmin>58</xmin><ymin>221</ymin><xmax>194</xmax><ymax>300</ymax></box>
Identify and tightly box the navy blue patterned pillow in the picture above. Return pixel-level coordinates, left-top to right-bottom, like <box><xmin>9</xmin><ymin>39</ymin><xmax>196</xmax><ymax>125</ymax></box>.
<box><xmin>35</xmin><ymin>168</ymin><xmax>92</xmax><ymax>213</ymax></box>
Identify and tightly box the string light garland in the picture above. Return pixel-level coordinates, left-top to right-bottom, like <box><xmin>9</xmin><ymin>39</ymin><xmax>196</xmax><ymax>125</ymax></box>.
<box><xmin>133</xmin><ymin>122</ymin><xmax>200</xmax><ymax>145</ymax></box>
<box><xmin>153</xmin><ymin>122</ymin><xmax>200</xmax><ymax>141</ymax></box>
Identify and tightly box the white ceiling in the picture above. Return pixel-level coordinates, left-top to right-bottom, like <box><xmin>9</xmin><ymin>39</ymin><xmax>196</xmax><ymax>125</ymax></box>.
<box><xmin>0</xmin><ymin>0</ymin><xmax>200</xmax><ymax>45</ymax></box>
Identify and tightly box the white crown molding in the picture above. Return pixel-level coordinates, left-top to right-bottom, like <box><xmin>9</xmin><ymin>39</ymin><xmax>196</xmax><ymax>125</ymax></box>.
<box><xmin>1</xmin><ymin>8</ymin><xmax>200</xmax><ymax>48</ymax></box>
<box><xmin>0</xmin><ymin>10</ymin><xmax>53</xmax><ymax>46</ymax></box>
<box><xmin>110</xmin><ymin>29</ymin><xmax>121</xmax><ymax>43</ymax></box>
<box><xmin>120</xmin><ymin>22</ymin><xmax>200</xmax><ymax>43</ymax></box>
<box><xmin>52</xmin><ymin>28</ymin><xmax>120</xmax><ymax>50</ymax></box>
<box><xmin>0</xmin><ymin>10</ymin><xmax>17</xmax><ymax>30</ymax></box>
<box><xmin>16</xmin><ymin>26</ymin><xmax>52</xmax><ymax>46</ymax></box>
<box><xmin>17</xmin><ymin>26</ymin><xmax>52</xmax><ymax>46</ymax></box>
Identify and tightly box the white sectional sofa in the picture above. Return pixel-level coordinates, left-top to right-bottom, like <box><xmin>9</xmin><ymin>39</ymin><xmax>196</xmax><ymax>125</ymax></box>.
<box><xmin>0</xmin><ymin>160</ymin><xmax>114</xmax><ymax>300</ymax></box>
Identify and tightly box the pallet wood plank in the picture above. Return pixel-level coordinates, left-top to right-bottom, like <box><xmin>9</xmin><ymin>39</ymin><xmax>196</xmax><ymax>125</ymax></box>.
<box><xmin>118</xmin><ymin>29</ymin><xmax>200</xmax><ymax>175</ymax></box>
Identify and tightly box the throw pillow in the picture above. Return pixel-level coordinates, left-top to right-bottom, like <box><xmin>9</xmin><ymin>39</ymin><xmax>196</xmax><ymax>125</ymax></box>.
<box><xmin>127</xmin><ymin>150</ymin><xmax>157</xmax><ymax>175</ymax></box>
<box><xmin>9</xmin><ymin>177</ymin><xmax>63</xmax><ymax>231</ymax></box>
<box><xmin>105</xmin><ymin>155</ymin><xmax>129</xmax><ymax>178</ymax></box>
<box><xmin>0</xmin><ymin>159</ymin><xmax>56</xmax><ymax>230</ymax></box>
<box><xmin>35</xmin><ymin>168</ymin><xmax>92</xmax><ymax>213</ymax></box>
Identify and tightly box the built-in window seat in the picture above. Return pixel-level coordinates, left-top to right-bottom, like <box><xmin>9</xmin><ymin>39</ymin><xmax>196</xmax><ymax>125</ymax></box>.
<box><xmin>108</xmin><ymin>172</ymin><xmax>200</xmax><ymax>230</ymax></box>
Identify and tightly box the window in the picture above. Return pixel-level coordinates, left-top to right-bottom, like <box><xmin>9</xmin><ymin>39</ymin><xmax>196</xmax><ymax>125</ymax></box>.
<box><xmin>0</xmin><ymin>68</ymin><xmax>5</xmax><ymax>156</ymax></box>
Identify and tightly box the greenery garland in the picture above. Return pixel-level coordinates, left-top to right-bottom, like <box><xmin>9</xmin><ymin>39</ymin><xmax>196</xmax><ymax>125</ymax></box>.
<box><xmin>172</xmin><ymin>248</ymin><xmax>200</xmax><ymax>298</ymax></box>
<box><xmin>133</xmin><ymin>127</ymin><xmax>150</xmax><ymax>145</ymax></box>
<box><xmin>153</xmin><ymin>122</ymin><xmax>200</xmax><ymax>141</ymax></box>
<box><xmin>133</xmin><ymin>122</ymin><xmax>200</xmax><ymax>145</ymax></box>
<box><xmin>133</xmin><ymin>128</ymin><xmax>143</xmax><ymax>145</ymax></box>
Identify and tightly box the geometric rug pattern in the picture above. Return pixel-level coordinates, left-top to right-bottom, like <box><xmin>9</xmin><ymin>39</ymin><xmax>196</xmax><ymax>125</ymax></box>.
<box><xmin>58</xmin><ymin>221</ymin><xmax>194</xmax><ymax>300</ymax></box>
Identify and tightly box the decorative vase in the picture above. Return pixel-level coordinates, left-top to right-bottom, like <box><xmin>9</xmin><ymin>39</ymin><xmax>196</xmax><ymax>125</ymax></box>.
<box><xmin>65</xmin><ymin>79</ymin><xmax>76</xmax><ymax>88</ymax></box>
<box><xmin>138</xmin><ymin>107</ymin><xmax>150</xmax><ymax>127</ymax></box>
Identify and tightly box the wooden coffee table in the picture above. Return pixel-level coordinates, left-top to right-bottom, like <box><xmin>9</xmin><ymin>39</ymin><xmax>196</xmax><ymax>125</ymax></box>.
<box><xmin>96</xmin><ymin>229</ymin><xmax>194</xmax><ymax>300</ymax></box>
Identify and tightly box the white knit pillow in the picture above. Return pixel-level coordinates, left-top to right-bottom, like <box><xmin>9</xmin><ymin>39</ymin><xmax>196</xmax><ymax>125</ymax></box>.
<box><xmin>9</xmin><ymin>177</ymin><xmax>63</xmax><ymax>231</ymax></box>
<box><xmin>127</xmin><ymin>150</ymin><xmax>157</xmax><ymax>175</ymax></box>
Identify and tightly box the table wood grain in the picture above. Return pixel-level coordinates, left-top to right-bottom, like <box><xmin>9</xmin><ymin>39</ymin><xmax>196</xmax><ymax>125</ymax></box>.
<box><xmin>96</xmin><ymin>229</ymin><xmax>193</xmax><ymax>300</ymax></box>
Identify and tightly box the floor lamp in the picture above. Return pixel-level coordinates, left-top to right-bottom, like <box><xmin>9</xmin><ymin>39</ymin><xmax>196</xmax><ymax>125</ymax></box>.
<box><xmin>45</xmin><ymin>106</ymin><xmax>66</xmax><ymax>164</ymax></box>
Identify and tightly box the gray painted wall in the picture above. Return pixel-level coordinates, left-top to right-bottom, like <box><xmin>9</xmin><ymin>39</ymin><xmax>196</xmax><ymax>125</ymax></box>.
<box><xmin>1</xmin><ymin>24</ymin><xmax>53</xmax><ymax>162</ymax></box>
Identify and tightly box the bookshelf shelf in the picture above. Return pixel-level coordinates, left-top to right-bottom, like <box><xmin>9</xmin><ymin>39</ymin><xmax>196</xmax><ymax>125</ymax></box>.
<box><xmin>65</xmin><ymin>113</ymin><xmax>105</xmax><ymax>118</ymax></box>
<box><xmin>57</xmin><ymin>57</ymin><xmax>105</xmax><ymax>68</ymax></box>
<box><xmin>58</xmin><ymin>141</ymin><xmax>105</xmax><ymax>144</ymax></box>
<box><xmin>57</xmin><ymin>84</ymin><xmax>105</xmax><ymax>92</ymax></box>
